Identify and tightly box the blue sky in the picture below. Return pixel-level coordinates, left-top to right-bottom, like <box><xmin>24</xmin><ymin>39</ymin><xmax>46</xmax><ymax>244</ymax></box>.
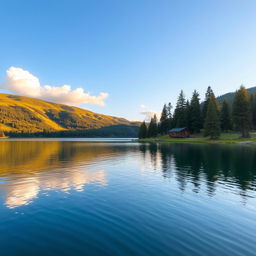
<box><xmin>1</xmin><ymin>0</ymin><xmax>256</xmax><ymax>120</ymax></box>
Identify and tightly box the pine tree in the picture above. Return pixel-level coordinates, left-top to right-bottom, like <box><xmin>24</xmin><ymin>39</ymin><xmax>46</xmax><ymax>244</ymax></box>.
<box><xmin>147</xmin><ymin>115</ymin><xmax>158</xmax><ymax>137</ymax></box>
<box><xmin>159</xmin><ymin>104</ymin><xmax>169</xmax><ymax>134</ymax></box>
<box><xmin>147</xmin><ymin>121</ymin><xmax>153</xmax><ymax>138</ymax></box>
<box><xmin>157</xmin><ymin>122</ymin><xmax>161</xmax><ymax>135</ymax></box>
<box><xmin>167</xmin><ymin>102</ymin><xmax>172</xmax><ymax>119</ymax></box>
<box><xmin>202</xmin><ymin>86</ymin><xmax>214</xmax><ymax>123</ymax></box>
<box><xmin>166</xmin><ymin>102</ymin><xmax>173</xmax><ymax>130</ymax></box>
<box><xmin>204</xmin><ymin>94</ymin><xmax>220</xmax><ymax>139</ymax></box>
<box><xmin>249</xmin><ymin>94</ymin><xmax>254</xmax><ymax>128</ymax></box>
<box><xmin>173</xmin><ymin>90</ymin><xmax>187</xmax><ymax>127</ymax></box>
<box><xmin>138</xmin><ymin>121</ymin><xmax>147</xmax><ymax>139</ymax></box>
<box><xmin>185</xmin><ymin>100</ymin><xmax>191</xmax><ymax>128</ymax></box>
<box><xmin>249</xmin><ymin>91</ymin><xmax>256</xmax><ymax>129</ymax></box>
<box><xmin>232</xmin><ymin>86</ymin><xmax>250</xmax><ymax>138</ymax></box>
<box><xmin>152</xmin><ymin>114</ymin><xmax>158</xmax><ymax>137</ymax></box>
<box><xmin>189</xmin><ymin>90</ymin><xmax>201</xmax><ymax>133</ymax></box>
<box><xmin>220</xmin><ymin>99</ymin><xmax>231</xmax><ymax>132</ymax></box>
<box><xmin>160</xmin><ymin>104</ymin><xmax>168</xmax><ymax>121</ymax></box>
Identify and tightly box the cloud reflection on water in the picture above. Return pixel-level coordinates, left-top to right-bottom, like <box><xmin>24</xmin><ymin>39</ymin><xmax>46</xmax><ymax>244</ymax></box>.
<box><xmin>1</xmin><ymin>140</ymin><xmax>256</xmax><ymax>208</ymax></box>
<box><xmin>3</xmin><ymin>168</ymin><xmax>106</xmax><ymax>208</ymax></box>
<box><xmin>0</xmin><ymin>141</ymin><xmax>113</xmax><ymax>208</ymax></box>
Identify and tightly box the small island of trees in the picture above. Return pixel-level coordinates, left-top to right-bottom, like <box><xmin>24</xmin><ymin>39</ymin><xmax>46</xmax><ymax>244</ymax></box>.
<box><xmin>139</xmin><ymin>85</ymin><xmax>253</xmax><ymax>140</ymax></box>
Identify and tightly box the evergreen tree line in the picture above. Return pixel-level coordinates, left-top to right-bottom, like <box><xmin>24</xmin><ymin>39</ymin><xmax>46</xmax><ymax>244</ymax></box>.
<box><xmin>6</xmin><ymin>125</ymin><xmax>139</xmax><ymax>138</ymax></box>
<box><xmin>139</xmin><ymin>85</ymin><xmax>254</xmax><ymax>139</ymax></box>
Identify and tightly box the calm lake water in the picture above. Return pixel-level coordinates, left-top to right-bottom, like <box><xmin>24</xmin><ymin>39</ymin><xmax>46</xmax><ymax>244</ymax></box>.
<box><xmin>0</xmin><ymin>139</ymin><xmax>256</xmax><ymax>256</ymax></box>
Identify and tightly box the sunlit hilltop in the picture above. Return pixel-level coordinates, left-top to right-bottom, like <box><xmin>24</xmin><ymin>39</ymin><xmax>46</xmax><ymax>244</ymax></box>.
<box><xmin>0</xmin><ymin>93</ymin><xmax>138</xmax><ymax>134</ymax></box>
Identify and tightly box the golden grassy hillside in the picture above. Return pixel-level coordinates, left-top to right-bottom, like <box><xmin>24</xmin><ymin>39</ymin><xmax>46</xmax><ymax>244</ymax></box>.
<box><xmin>0</xmin><ymin>93</ymin><xmax>136</xmax><ymax>133</ymax></box>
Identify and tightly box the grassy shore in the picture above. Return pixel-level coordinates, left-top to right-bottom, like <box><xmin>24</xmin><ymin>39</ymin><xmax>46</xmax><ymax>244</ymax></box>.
<box><xmin>138</xmin><ymin>133</ymin><xmax>256</xmax><ymax>144</ymax></box>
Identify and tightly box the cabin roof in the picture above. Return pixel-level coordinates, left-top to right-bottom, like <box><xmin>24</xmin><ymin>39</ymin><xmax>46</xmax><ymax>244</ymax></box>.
<box><xmin>168</xmin><ymin>127</ymin><xmax>187</xmax><ymax>132</ymax></box>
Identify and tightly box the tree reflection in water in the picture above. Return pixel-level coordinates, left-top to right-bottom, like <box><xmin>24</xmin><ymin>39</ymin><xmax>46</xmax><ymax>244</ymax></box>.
<box><xmin>139</xmin><ymin>143</ymin><xmax>256</xmax><ymax>198</ymax></box>
<box><xmin>0</xmin><ymin>141</ymin><xmax>256</xmax><ymax>208</ymax></box>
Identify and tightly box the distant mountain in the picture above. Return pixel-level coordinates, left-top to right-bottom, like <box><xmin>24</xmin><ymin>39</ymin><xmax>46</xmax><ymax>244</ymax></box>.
<box><xmin>217</xmin><ymin>86</ymin><xmax>256</xmax><ymax>105</ymax></box>
<box><xmin>0</xmin><ymin>93</ymin><xmax>139</xmax><ymax>137</ymax></box>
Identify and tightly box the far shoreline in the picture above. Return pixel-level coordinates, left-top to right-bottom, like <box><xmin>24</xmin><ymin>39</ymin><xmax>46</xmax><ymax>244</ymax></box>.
<box><xmin>137</xmin><ymin>133</ymin><xmax>256</xmax><ymax>145</ymax></box>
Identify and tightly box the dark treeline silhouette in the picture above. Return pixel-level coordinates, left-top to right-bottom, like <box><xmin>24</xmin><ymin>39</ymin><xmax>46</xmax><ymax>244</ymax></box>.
<box><xmin>139</xmin><ymin>85</ymin><xmax>255</xmax><ymax>139</ymax></box>
<box><xmin>6</xmin><ymin>125</ymin><xmax>139</xmax><ymax>138</ymax></box>
<box><xmin>139</xmin><ymin>143</ymin><xmax>256</xmax><ymax>198</ymax></box>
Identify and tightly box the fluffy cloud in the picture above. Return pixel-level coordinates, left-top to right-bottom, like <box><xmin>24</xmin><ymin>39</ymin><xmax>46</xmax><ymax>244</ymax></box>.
<box><xmin>139</xmin><ymin>104</ymin><xmax>160</xmax><ymax>121</ymax></box>
<box><xmin>2</xmin><ymin>67</ymin><xmax>108</xmax><ymax>106</ymax></box>
<box><xmin>140</xmin><ymin>110</ymin><xmax>161</xmax><ymax>122</ymax></box>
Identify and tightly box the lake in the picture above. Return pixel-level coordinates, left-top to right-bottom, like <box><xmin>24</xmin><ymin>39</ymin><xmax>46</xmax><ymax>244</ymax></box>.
<box><xmin>0</xmin><ymin>139</ymin><xmax>256</xmax><ymax>256</ymax></box>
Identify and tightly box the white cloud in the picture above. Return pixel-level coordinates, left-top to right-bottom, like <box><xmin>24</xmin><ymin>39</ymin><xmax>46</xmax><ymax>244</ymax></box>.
<box><xmin>139</xmin><ymin>104</ymin><xmax>146</xmax><ymax>109</ymax></box>
<box><xmin>140</xmin><ymin>111</ymin><xmax>161</xmax><ymax>122</ymax></box>
<box><xmin>139</xmin><ymin>104</ymin><xmax>160</xmax><ymax>121</ymax></box>
<box><xmin>2</xmin><ymin>66</ymin><xmax>109</xmax><ymax>106</ymax></box>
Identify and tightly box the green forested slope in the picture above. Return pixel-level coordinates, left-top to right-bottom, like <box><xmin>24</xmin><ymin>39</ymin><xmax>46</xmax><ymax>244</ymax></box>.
<box><xmin>217</xmin><ymin>86</ymin><xmax>256</xmax><ymax>105</ymax></box>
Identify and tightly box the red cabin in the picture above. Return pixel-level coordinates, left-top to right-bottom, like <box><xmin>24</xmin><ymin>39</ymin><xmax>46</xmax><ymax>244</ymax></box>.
<box><xmin>168</xmin><ymin>127</ymin><xmax>190</xmax><ymax>138</ymax></box>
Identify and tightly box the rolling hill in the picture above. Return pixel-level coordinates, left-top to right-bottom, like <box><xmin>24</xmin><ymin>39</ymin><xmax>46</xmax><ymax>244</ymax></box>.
<box><xmin>217</xmin><ymin>86</ymin><xmax>256</xmax><ymax>105</ymax></box>
<box><xmin>0</xmin><ymin>93</ymin><xmax>139</xmax><ymax>137</ymax></box>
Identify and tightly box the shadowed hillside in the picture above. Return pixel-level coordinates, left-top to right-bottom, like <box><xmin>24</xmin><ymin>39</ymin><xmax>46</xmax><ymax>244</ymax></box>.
<box><xmin>217</xmin><ymin>86</ymin><xmax>256</xmax><ymax>105</ymax></box>
<box><xmin>0</xmin><ymin>93</ymin><xmax>139</xmax><ymax>136</ymax></box>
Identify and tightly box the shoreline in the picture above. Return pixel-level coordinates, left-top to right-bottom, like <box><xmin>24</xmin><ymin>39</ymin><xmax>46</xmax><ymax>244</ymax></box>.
<box><xmin>137</xmin><ymin>134</ymin><xmax>256</xmax><ymax>145</ymax></box>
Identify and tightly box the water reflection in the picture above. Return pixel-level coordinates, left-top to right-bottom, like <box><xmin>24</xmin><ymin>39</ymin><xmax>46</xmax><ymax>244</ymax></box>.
<box><xmin>140</xmin><ymin>143</ymin><xmax>256</xmax><ymax>197</ymax></box>
<box><xmin>0</xmin><ymin>141</ymin><xmax>118</xmax><ymax>208</ymax></box>
<box><xmin>1</xmin><ymin>141</ymin><xmax>256</xmax><ymax>208</ymax></box>
<box><xmin>3</xmin><ymin>169</ymin><xmax>106</xmax><ymax>208</ymax></box>
<box><xmin>0</xmin><ymin>141</ymin><xmax>125</xmax><ymax>174</ymax></box>
<box><xmin>1</xmin><ymin>141</ymin><xmax>256</xmax><ymax>256</ymax></box>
